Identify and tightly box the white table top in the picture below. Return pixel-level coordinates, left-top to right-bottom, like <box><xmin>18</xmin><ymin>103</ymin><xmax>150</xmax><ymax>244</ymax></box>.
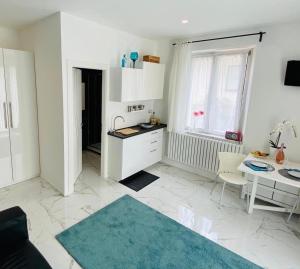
<box><xmin>238</xmin><ymin>154</ymin><xmax>300</xmax><ymax>189</ymax></box>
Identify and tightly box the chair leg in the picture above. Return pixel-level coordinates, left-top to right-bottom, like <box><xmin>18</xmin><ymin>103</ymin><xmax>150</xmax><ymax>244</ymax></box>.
<box><xmin>219</xmin><ymin>182</ymin><xmax>226</xmax><ymax>207</ymax></box>
<box><xmin>246</xmin><ymin>184</ymin><xmax>250</xmax><ymax>210</ymax></box>
<box><xmin>287</xmin><ymin>195</ymin><xmax>300</xmax><ymax>222</ymax></box>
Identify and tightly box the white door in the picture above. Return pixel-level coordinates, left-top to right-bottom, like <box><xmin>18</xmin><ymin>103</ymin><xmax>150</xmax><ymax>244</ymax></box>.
<box><xmin>0</xmin><ymin>49</ymin><xmax>13</xmax><ymax>188</ymax></box>
<box><xmin>69</xmin><ymin>68</ymin><xmax>82</xmax><ymax>186</ymax></box>
<box><xmin>3</xmin><ymin>49</ymin><xmax>40</xmax><ymax>183</ymax></box>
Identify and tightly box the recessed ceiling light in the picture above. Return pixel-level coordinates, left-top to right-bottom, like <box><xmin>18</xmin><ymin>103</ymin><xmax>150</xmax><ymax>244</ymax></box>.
<box><xmin>181</xmin><ymin>19</ymin><xmax>189</xmax><ymax>24</ymax></box>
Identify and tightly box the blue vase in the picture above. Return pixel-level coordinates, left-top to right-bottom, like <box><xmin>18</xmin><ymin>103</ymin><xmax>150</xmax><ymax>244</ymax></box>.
<box><xmin>130</xmin><ymin>52</ymin><xmax>139</xmax><ymax>68</ymax></box>
<box><xmin>121</xmin><ymin>54</ymin><xmax>127</xmax><ymax>68</ymax></box>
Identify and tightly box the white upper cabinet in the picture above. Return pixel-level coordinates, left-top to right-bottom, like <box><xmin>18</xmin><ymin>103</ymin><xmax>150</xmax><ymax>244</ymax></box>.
<box><xmin>110</xmin><ymin>62</ymin><xmax>165</xmax><ymax>102</ymax></box>
<box><xmin>110</xmin><ymin>68</ymin><xmax>143</xmax><ymax>102</ymax></box>
<box><xmin>142</xmin><ymin>62</ymin><xmax>165</xmax><ymax>100</ymax></box>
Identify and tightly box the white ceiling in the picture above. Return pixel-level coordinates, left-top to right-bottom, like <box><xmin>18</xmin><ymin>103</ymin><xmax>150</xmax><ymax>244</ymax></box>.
<box><xmin>0</xmin><ymin>0</ymin><xmax>300</xmax><ymax>38</ymax></box>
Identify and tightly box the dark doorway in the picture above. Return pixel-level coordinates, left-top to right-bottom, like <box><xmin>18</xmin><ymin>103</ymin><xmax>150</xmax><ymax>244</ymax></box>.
<box><xmin>81</xmin><ymin>68</ymin><xmax>102</xmax><ymax>154</ymax></box>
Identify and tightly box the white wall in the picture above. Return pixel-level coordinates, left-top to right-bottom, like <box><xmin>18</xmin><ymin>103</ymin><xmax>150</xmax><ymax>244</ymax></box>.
<box><xmin>167</xmin><ymin>21</ymin><xmax>300</xmax><ymax>162</ymax></box>
<box><xmin>0</xmin><ymin>26</ymin><xmax>20</xmax><ymax>49</ymax></box>
<box><xmin>20</xmin><ymin>13</ymin><xmax>65</xmax><ymax>193</ymax></box>
<box><xmin>153</xmin><ymin>39</ymin><xmax>172</xmax><ymax>123</ymax></box>
<box><xmin>19</xmin><ymin>12</ymin><xmax>167</xmax><ymax>195</ymax></box>
<box><xmin>60</xmin><ymin>13</ymin><xmax>169</xmax><ymax>194</ymax></box>
<box><xmin>244</xmin><ymin>22</ymin><xmax>300</xmax><ymax>162</ymax></box>
<box><xmin>60</xmin><ymin>13</ymin><xmax>163</xmax><ymax>129</ymax></box>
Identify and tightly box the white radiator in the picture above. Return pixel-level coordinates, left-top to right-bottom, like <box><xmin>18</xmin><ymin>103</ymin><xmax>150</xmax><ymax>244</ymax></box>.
<box><xmin>167</xmin><ymin>132</ymin><xmax>243</xmax><ymax>173</ymax></box>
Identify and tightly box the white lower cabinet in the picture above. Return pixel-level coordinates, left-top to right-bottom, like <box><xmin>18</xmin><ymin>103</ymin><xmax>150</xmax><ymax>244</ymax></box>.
<box><xmin>108</xmin><ymin>129</ymin><xmax>163</xmax><ymax>181</ymax></box>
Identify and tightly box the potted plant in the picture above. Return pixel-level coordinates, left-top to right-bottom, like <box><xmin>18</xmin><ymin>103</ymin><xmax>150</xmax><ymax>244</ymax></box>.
<box><xmin>269</xmin><ymin>120</ymin><xmax>297</xmax><ymax>157</ymax></box>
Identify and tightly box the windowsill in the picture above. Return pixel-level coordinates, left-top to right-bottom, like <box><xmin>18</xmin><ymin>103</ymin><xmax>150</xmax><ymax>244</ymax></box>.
<box><xmin>186</xmin><ymin>131</ymin><xmax>243</xmax><ymax>145</ymax></box>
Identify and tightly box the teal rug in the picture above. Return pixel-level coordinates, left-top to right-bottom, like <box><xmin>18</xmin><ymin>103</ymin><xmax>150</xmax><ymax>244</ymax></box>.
<box><xmin>56</xmin><ymin>195</ymin><xmax>262</xmax><ymax>269</ymax></box>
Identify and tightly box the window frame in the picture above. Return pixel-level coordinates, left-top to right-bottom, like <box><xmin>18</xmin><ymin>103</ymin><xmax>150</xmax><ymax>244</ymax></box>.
<box><xmin>186</xmin><ymin>48</ymin><xmax>253</xmax><ymax>139</ymax></box>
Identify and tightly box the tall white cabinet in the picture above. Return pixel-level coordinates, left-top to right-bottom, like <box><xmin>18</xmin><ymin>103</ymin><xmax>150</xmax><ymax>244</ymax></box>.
<box><xmin>0</xmin><ymin>48</ymin><xmax>39</xmax><ymax>188</ymax></box>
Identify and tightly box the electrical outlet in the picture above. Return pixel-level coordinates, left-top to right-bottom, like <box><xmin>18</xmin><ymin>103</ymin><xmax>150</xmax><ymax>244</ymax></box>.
<box><xmin>128</xmin><ymin>104</ymin><xmax>145</xmax><ymax>112</ymax></box>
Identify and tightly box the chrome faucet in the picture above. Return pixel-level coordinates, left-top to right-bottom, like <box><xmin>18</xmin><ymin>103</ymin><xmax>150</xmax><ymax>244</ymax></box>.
<box><xmin>113</xmin><ymin>115</ymin><xmax>125</xmax><ymax>131</ymax></box>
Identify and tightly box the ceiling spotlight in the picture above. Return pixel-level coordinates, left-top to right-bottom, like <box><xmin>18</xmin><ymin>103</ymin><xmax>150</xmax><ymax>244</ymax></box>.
<box><xmin>181</xmin><ymin>19</ymin><xmax>189</xmax><ymax>24</ymax></box>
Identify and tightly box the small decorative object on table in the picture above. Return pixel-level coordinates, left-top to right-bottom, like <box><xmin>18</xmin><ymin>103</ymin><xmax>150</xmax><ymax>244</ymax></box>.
<box><xmin>269</xmin><ymin>120</ymin><xmax>297</xmax><ymax>157</ymax></box>
<box><xmin>130</xmin><ymin>51</ymin><xmax>139</xmax><ymax>68</ymax></box>
<box><xmin>278</xmin><ymin>168</ymin><xmax>300</xmax><ymax>180</ymax></box>
<box><xmin>244</xmin><ymin>160</ymin><xmax>275</xmax><ymax>172</ymax></box>
<box><xmin>276</xmin><ymin>143</ymin><xmax>285</xmax><ymax>164</ymax></box>
<box><xmin>287</xmin><ymin>169</ymin><xmax>300</xmax><ymax>179</ymax></box>
<box><xmin>251</xmin><ymin>151</ymin><xmax>269</xmax><ymax>159</ymax></box>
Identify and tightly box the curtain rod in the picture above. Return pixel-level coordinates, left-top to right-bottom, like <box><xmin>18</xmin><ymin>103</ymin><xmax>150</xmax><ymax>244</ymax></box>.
<box><xmin>172</xmin><ymin>31</ymin><xmax>266</xmax><ymax>46</ymax></box>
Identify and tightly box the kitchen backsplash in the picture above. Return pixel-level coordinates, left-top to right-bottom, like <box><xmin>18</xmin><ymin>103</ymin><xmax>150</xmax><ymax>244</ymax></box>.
<box><xmin>108</xmin><ymin>100</ymin><xmax>154</xmax><ymax>130</ymax></box>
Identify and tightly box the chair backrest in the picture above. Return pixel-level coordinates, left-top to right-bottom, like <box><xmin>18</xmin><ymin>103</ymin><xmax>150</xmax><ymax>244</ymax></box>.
<box><xmin>218</xmin><ymin>152</ymin><xmax>246</xmax><ymax>175</ymax></box>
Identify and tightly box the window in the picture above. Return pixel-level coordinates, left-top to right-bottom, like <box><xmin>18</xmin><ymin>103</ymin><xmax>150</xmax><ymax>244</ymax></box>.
<box><xmin>187</xmin><ymin>50</ymin><xmax>251</xmax><ymax>137</ymax></box>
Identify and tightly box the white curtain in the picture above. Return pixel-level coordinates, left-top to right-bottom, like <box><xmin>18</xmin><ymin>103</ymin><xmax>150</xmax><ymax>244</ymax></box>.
<box><xmin>168</xmin><ymin>44</ymin><xmax>192</xmax><ymax>133</ymax></box>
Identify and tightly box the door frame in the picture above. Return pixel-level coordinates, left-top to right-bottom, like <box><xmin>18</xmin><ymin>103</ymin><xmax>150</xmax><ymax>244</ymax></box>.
<box><xmin>64</xmin><ymin>60</ymin><xmax>109</xmax><ymax>195</ymax></box>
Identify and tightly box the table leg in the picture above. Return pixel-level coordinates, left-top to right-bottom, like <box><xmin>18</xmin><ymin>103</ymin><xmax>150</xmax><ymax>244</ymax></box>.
<box><xmin>241</xmin><ymin>174</ymin><xmax>249</xmax><ymax>199</ymax></box>
<box><xmin>287</xmin><ymin>195</ymin><xmax>300</xmax><ymax>222</ymax></box>
<box><xmin>248</xmin><ymin>175</ymin><xmax>258</xmax><ymax>214</ymax></box>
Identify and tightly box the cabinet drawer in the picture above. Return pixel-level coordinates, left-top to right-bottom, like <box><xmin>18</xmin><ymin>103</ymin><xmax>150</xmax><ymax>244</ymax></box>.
<box><xmin>275</xmin><ymin>182</ymin><xmax>299</xmax><ymax>195</ymax></box>
<box><xmin>248</xmin><ymin>176</ymin><xmax>275</xmax><ymax>188</ymax></box>
<box><xmin>146</xmin><ymin>137</ymin><xmax>162</xmax><ymax>151</ymax></box>
<box><xmin>248</xmin><ymin>182</ymin><xmax>273</xmax><ymax>199</ymax></box>
<box><xmin>273</xmin><ymin>192</ymin><xmax>298</xmax><ymax>207</ymax></box>
<box><xmin>143</xmin><ymin>129</ymin><xmax>163</xmax><ymax>141</ymax></box>
<box><xmin>256</xmin><ymin>185</ymin><xmax>273</xmax><ymax>199</ymax></box>
<box><xmin>148</xmin><ymin>146</ymin><xmax>162</xmax><ymax>165</ymax></box>
<box><xmin>149</xmin><ymin>129</ymin><xmax>163</xmax><ymax>136</ymax></box>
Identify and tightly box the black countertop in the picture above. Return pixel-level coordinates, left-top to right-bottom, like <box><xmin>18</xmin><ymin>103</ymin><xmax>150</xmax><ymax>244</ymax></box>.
<box><xmin>108</xmin><ymin>124</ymin><xmax>167</xmax><ymax>139</ymax></box>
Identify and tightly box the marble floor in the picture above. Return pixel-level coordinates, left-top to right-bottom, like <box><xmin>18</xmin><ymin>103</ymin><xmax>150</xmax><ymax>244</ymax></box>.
<box><xmin>1</xmin><ymin>150</ymin><xmax>300</xmax><ymax>269</ymax></box>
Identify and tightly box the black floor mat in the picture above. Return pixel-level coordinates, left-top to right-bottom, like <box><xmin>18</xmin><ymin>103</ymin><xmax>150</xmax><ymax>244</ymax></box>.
<box><xmin>119</xmin><ymin>171</ymin><xmax>159</xmax><ymax>192</ymax></box>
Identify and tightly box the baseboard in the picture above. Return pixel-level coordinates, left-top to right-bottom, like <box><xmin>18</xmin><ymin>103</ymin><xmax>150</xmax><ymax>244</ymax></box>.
<box><xmin>162</xmin><ymin>157</ymin><xmax>216</xmax><ymax>180</ymax></box>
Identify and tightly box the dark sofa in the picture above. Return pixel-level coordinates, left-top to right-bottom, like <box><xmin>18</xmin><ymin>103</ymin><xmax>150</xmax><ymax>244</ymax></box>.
<box><xmin>0</xmin><ymin>206</ymin><xmax>51</xmax><ymax>269</ymax></box>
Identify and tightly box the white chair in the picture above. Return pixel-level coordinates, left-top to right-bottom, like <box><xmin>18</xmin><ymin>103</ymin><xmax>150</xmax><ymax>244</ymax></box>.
<box><xmin>217</xmin><ymin>152</ymin><xmax>249</xmax><ymax>207</ymax></box>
